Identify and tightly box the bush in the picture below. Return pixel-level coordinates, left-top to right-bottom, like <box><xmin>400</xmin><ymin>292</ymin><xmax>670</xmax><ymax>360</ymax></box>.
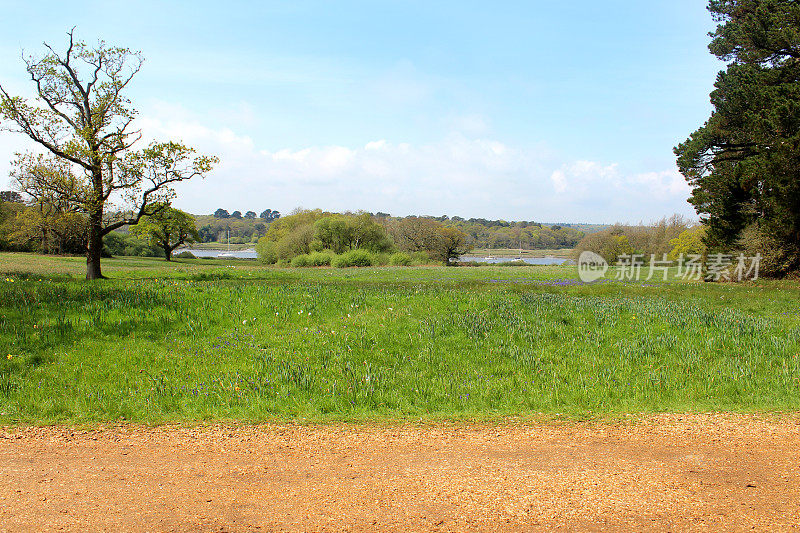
<box><xmin>738</xmin><ymin>224</ymin><xmax>797</xmax><ymax>278</ymax></box>
<box><xmin>291</xmin><ymin>254</ymin><xmax>310</xmax><ymax>267</ymax></box>
<box><xmin>332</xmin><ymin>249</ymin><xmax>373</xmax><ymax>268</ymax></box>
<box><xmin>307</xmin><ymin>251</ymin><xmax>334</xmax><ymax>266</ymax></box>
<box><xmin>497</xmin><ymin>259</ymin><xmax>528</xmax><ymax>267</ymax></box>
<box><xmin>175</xmin><ymin>251</ymin><xmax>196</xmax><ymax>259</ymax></box>
<box><xmin>410</xmin><ymin>251</ymin><xmax>432</xmax><ymax>265</ymax></box>
<box><xmin>256</xmin><ymin>239</ymin><xmax>278</xmax><ymax>264</ymax></box>
<box><xmin>389</xmin><ymin>252</ymin><xmax>412</xmax><ymax>266</ymax></box>
<box><xmin>372</xmin><ymin>252</ymin><xmax>390</xmax><ymax>266</ymax></box>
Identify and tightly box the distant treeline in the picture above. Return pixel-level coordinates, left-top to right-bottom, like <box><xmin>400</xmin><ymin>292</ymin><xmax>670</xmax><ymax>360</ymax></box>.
<box><xmin>192</xmin><ymin>208</ymin><xmax>282</xmax><ymax>244</ymax></box>
<box><xmin>193</xmin><ymin>210</ymin><xmax>587</xmax><ymax>250</ymax></box>
<box><xmin>437</xmin><ymin>217</ymin><xmax>584</xmax><ymax>250</ymax></box>
<box><xmin>2</xmin><ymin>193</ymin><xmax>586</xmax><ymax>256</ymax></box>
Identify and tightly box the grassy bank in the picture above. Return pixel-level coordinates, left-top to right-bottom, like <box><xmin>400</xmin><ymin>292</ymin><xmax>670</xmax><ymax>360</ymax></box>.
<box><xmin>1</xmin><ymin>253</ymin><xmax>798</xmax><ymax>424</ymax></box>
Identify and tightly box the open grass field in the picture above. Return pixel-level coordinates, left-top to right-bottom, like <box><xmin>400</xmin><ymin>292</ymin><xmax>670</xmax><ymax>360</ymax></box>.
<box><xmin>1</xmin><ymin>252</ymin><xmax>799</xmax><ymax>424</ymax></box>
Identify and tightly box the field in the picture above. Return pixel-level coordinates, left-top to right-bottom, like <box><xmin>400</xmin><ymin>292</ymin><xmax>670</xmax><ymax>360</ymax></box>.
<box><xmin>1</xmin><ymin>252</ymin><xmax>798</xmax><ymax>425</ymax></box>
<box><xmin>3</xmin><ymin>252</ymin><xmax>800</xmax><ymax>530</ymax></box>
<box><xmin>0</xmin><ymin>250</ymin><xmax>800</xmax><ymax>424</ymax></box>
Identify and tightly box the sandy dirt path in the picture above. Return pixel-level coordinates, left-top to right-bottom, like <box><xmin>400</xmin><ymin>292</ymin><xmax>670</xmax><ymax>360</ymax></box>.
<box><xmin>1</xmin><ymin>414</ymin><xmax>799</xmax><ymax>532</ymax></box>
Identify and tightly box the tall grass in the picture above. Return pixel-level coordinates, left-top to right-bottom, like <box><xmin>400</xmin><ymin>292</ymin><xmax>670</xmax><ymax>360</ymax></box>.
<box><xmin>0</xmin><ymin>255</ymin><xmax>798</xmax><ymax>424</ymax></box>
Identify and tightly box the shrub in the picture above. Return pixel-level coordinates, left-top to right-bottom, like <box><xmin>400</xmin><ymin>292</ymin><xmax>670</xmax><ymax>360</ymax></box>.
<box><xmin>291</xmin><ymin>254</ymin><xmax>310</xmax><ymax>267</ymax></box>
<box><xmin>307</xmin><ymin>250</ymin><xmax>334</xmax><ymax>266</ymax></box>
<box><xmin>372</xmin><ymin>252</ymin><xmax>390</xmax><ymax>266</ymax></box>
<box><xmin>255</xmin><ymin>239</ymin><xmax>278</xmax><ymax>264</ymax></box>
<box><xmin>175</xmin><ymin>251</ymin><xmax>196</xmax><ymax>259</ymax></box>
<box><xmin>410</xmin><ymin>251</ymin><xmax>432</xmax><ymax>265</ymax></box>
<box><xmin>332</xmin><ymin>249</ymin><xmax>373</xmax><ymax>268</ymax></box>
<box><xmin>389</xmin><ymin>252</ymin><xmax>412</xmax><ymax>266</ymax></box>
<box><xmin>738</xmin><ymin>224</ymin><xmax>797</xmax><ymax>278</ymax></box>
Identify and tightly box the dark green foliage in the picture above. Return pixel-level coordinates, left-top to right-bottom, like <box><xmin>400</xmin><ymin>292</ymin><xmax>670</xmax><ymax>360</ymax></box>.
<box><xmin>130</xmin><ymin>205</ymin><xmax>199</xmax><ymax>261</ymax></box>
<box><xmin>0</xmin><ymin>191</ymin><xmax>23</xmax><ymax>203</ymax></box>
<box><xmin>103</xmin><ymin>231</ymin><xmax>163</xmax><ymax>258</ymax></box>
<box><xmin>259</xmin><ymin>209</ymin><xmax>281</xmax><ymax>222</ymax></box>
<box><xmin>675</xmin><ymin>0</ymin><xmax>800</xmax><ymax>276</ymax></box>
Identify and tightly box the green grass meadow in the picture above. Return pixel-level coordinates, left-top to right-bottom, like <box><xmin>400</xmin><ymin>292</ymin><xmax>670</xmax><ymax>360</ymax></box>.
<box><xmin>1</xmin><ymin>252</ymin><xmax>799</xmax><ymax>424</ymax></box>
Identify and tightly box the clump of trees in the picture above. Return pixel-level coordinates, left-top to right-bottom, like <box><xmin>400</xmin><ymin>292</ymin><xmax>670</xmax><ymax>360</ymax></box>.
<box><xmin>314</xmin><ymin>213</ymin><xmax>393</xmax><ymax>254</ymax></box>
<box><xmin>0</xmin><ymin>192</ymin><xmax>164</xmax><ymax>258</ymax></box>
<box><xmin>213</xmin><ymin>208</ymin><xmax>280</xmax><ymax>221</ymax></box>
<box><xmin>256</xmin><ymin>210</ymin><xmax>395</xmax><ymax>264</ymax></box>
<box><xmin>675</xmin><ymin>0</ymin><xmax>800</xmax><ymax>277</ymax></box>
<box><xmin>103</xmin><ymin>230</ymin><xmax>162</xmax><ymax>258</ymax></box>
<box><xmin>379</xmin><ymin>214</ymin><xmax>583</xmax><ymax>250</ymax></box>
<box><xmin>0</xmin><ymin>181</ymin><xmax>86</xmax><ymax>255</ymax></box>
<box><xmin>255</xmin><ymin>209</ymin><xmax>471</xmax><ymax>266</ymax></box>
<box><xmin>0</xmin><ymin>30</ymin><xmax>217</xmax><ymax>278</ymax></box>
<box><xmin>574</xmin><ymin>216</ymin><xmax>697</xmax><ymax>264</ymax></box>
<box><xmin>130</xmin><ymin>204</ymin><xmax>198</xmax><ymax>261</ymax></box>
<box><xmin>383</xmin><ymin>216</ymin><xmax>470</xmax><ymax>265</ymax></box>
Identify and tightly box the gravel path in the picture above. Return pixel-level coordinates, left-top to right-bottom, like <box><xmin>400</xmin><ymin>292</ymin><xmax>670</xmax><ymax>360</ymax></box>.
<box><xmin>2</xmin><ymin>414</ymin><xmax>799</xmax><ymax>532</ymax></box>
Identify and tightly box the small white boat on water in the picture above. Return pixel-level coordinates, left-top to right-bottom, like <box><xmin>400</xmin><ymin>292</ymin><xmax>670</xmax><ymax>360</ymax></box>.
<box><xmin>217</xmin><ymin>230</ymin><xmax>235</xmax><ymax>258</ymax></box>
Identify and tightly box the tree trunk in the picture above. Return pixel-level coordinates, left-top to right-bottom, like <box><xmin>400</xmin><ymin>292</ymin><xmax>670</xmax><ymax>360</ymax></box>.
<box><xmin>86</xmin><ymin>164</ymin><xmax>106</xmax><ymax>280</ymax></box>
<box><xmin>86</xmin><ymin>208</ymin><xmax>104</xmax><ymax>280</ymax></box>
<box><xmin>164</xmin><ymin>245</ymin><xmax>173</xmax><ymax>261</ymax></box>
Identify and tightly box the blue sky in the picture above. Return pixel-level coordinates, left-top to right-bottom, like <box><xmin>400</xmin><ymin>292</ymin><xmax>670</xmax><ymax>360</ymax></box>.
<box><xmin>0</xmin><ymin>1</ymin><xmax>721</xmax><ymax>223</ymax></box>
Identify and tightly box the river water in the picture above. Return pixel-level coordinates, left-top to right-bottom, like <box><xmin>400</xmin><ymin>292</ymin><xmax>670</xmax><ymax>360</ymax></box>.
<box><xmin>459</xmin><ymin>256</ymin><xmax>571</xmax><ymax>265</ymax></box>
<box><xmin>179</xmin><ymin>249</ymin><xmax>571</xmax><ymax>265</ymax></box>
<box><xmin>181</xmin><ymin>248</ymin><xmax>258</xmax><ymax>259</ymax></box>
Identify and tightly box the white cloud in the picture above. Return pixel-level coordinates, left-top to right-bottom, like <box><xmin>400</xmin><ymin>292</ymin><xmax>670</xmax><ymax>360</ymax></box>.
<box><xmin>0</xmin><ymin>106</ymin><xmax>695</xmax><ymax>224</ymax></box>
<box><xmin>134</xmin><ymin>110</ymin><xmax>695</xmax><ymax>222</ymax></box>
<box><xmin>549</xmin><ymin>160</ymin><xmax>690</xmax><ymax>198</ymax></box>
<box><xmin>0</xmin><ymin>134</ymin><xmax>35</xmax><ymax>189</ymax></box>
<box><xmin>547</xmin><ymin>161</ymin><xmax>693</xmax><ymax>223</ymax></box>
